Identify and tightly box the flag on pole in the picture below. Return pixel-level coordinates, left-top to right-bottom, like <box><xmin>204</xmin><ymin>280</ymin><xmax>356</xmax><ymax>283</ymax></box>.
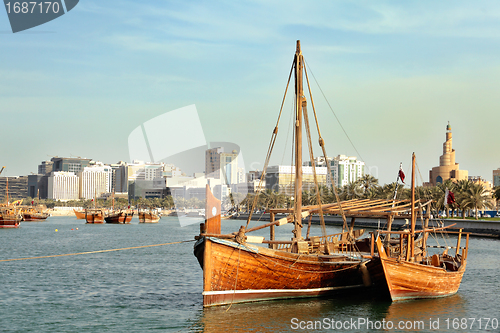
<box><xmin>397</xmin><ymin>163</ymin><xmax>405</xmax><ymax>183</ymax></box>
<box><xmin>445</xmin><ymin>189</ymin><xmax>456</xmax><ymax>205</ymax></box>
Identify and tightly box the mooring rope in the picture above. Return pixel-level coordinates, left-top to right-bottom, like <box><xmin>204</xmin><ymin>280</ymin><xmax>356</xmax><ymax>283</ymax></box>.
<box><xmin>0</xmin><ymin>239</ymin><xmax>196</xmax><ymax>262</ymax></box>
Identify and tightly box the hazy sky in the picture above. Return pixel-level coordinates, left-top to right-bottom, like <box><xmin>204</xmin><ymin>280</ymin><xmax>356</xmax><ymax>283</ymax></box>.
<box><xmin>1</xmin><ymin>0</ymin><xmax>499</xmax><ymax>185</ymax></box>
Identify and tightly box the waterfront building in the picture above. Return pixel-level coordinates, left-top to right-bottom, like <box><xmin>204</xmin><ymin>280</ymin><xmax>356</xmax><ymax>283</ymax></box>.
<box><xmin>109</xmin><ymin>161</ymin><xmax>128</xmax><ymax>193</ymax></box>
<box><xmin>28</xmin><ymin>174</ymin><xmax>46</xmax><ymax>199</ymax></box>
<box><xmin>493</xmin><ymin>169</ymin><xmax>500</xmax><ymax>188</ymax></box>
<box><xmin>429</xmin><ymin>122</ymin><xmax>468</xmax><ymax>186</ymax></box>
<box><xmin>51</xmin><ymin>157</ymin><xmax>92</xmax><ymax>173</ymax></box>
<box><xmin>265</xmin><ymin>165</ymin><xmax>327</xmax><ymax>196</ymax></box>
<box><xmin>205</xmin><ymin>147</ymin><xmax>239</xmax><ymax>185</ymax></box>
<box><xmin>38</xmin><ymin>161</ymin><xmax>53</xmax><ymax>174</ymax></box>
<box><xmin>0</xmin><ymin>176</ymin><xmax>28</xmax><ymax>202</ymax></box>
<box><xmin>247</xmin><ymin>170</ymin><xmax>262</xmax><ymax>182</ymax></box>
<box><xmin>78</xmin><ymin>163</ymin><xmax>112</xmax><ymax>199</ymax></box>
<box><xmin>32</xmin><ymin>157</ymin><xmax>91</xmax><ymax>199</ymax></box>
<box><xmin>48</xmin><ymin>172</ymin><xmax>79</xmax><ymax>201</ymax></box>
<box><xmin>127</xmin><ymin>161</ymin><xmax>184</xmax><ymax>200</ymax></box>
<box><xmin>304</xmin><ymin>155</ymin><xmax>365</xmax><ymax>188</ymax></box>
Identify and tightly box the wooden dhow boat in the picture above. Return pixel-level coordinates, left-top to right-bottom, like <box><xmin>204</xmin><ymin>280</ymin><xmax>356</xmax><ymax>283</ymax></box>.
<box><xmin>20</xmin><ymin>206</ymin><xmax>50</xmax><ymax>221</ymax></box>
<box><xmin>0</xmin><ymin>206</ymin><xmax>22</xmax><ymax>228</ymax></box>
<box><xmin>139</xmin><ymin>208</ymin><xmax>160</xmax><ymax>223</ymax></box>
<box><xmin>105</xmin><ymin>210</ymin><xmax>134</xmax><ymax>224</ymax></box>
<box><xmin>73</xmin><ymin>209</ymin><xmax>86</xmax><ymax>219</ymax></box>
<box><xmin>85</xmin><ymin>209</ymin><xmax>105</xmax><ymax>224</ymax></box>
<box><xmin>194</xmin><ymin>41</ymin><xmax>371</xmax><ymax>307</ymax></box>
<box><xmin>372</xmin><ymin>153</ymin><xmax>469</xmax><ymax>301</ymax></box>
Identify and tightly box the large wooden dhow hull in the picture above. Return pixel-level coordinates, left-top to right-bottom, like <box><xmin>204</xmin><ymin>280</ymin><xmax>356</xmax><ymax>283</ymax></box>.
<box><xmin>378</xmin><ymin>256</ymin><xmax>466</xmax><ymax>301</ymax></box>
<box><xmin>194</xmin><ymin>237</ymin><xmax>366</xmax><ymax>307</ymax></box>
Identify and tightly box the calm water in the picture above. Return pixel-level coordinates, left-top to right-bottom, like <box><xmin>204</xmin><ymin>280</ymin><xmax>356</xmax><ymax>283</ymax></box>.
<box><xmin>1</xmin><ymin>216</ymin><xmax>499</xmax><ymax>332</ymax></box>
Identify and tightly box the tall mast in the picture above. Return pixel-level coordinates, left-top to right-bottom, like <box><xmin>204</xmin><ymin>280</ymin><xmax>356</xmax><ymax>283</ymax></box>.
<box><xmin>410</xmin><ymin>152</ymin><xmax>416</xmax><ymax>259</ymax></box>
<box><xmin>294</xmin><ymin>40</ymin><xmax>305</xmax><ymax>240</ymax></box>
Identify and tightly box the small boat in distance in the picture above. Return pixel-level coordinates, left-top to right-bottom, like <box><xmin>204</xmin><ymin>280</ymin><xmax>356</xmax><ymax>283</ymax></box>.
<box><xmin>0</xmin><ymin>206</ymin><xmax>22</xmax><ymax>228</ymax></box>
<box><xmin>73</xmin><ymin>209</ymin><xmax>86</xmax><ymax>219</ymax></box>
<box><xmin>21</xmin><ymin>206</ymin><xmax>50</xmax><ymax>221</ymax></box>
<box><xmin>139</xmin><ymin>208</ymin><xmax>160</xmax><ymax>223</ymax></box>
<box><xmin>85</xmin><ymin>209</ymin><xmax>105</xmax><ymax>224</ymax></box>
<box><xmin>105</xmin><ymin>210</ymin><xmax>134</xmax><ymax>224</ymax></box>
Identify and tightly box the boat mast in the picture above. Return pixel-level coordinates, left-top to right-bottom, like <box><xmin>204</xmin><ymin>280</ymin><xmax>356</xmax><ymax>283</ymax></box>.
<box><xmin>294</xmin><ymin>40</ymin><xmax>304</xmax><ymax>240</ymax></box>
<box><xmin>409</xmin><ymin>152</ymin><xmax>416</xmax><ymax>260</ymax></box>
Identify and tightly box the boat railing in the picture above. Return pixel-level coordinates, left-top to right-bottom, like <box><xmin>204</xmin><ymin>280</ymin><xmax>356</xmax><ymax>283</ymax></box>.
<box><xmin>372</xmin><ymin>229</ymin><xmax>469</xmax><ymax>266</ymax></box>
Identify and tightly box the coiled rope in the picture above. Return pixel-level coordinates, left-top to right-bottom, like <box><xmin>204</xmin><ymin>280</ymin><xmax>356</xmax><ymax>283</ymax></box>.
<box><xmin>0</xmin><ymin>239</ymin><xmax>196</xmax><ymax>262</ymax></box>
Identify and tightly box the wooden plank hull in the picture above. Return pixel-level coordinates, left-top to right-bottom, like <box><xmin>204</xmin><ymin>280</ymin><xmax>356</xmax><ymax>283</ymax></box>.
<box><xmin>85</xmin><ymin>211</ymin><xmax>104</xmax><ymax>224</ymax></box>
<box><xmin>194</xmin><ymin>237</ymin><xmax>366</xmax><ymax>307</ymax></box>
<box><xmin>73</xmin><ymin>209</ymin><xmax>86</xmax><ymax>219</ymax></box>
<box><xmin>0</xmin><ymin>218</ymin><xmax>20</xmax><ymax>228</ymax></box>
<box><xmin>105</xmin><ymin>211</ymin><xmax>133</xmax><ymax>224</ymax></box>
<box><xmin>139</xmin><ymin>212</ymin><xmax>160</xmax><ymax>223</ymax></box>
<box><xmin>0</xmin><ymin>212</ymin><xmax>22</xmax><ymax>228</ymax></box>
<box><xmin>379</xmin><ymin>257</ymin><xmax>466</xmax><ymax>301</ymax></box>
<box><xmin>23</xmin><ymin>213</ymin><xmax>49</xmax><ymax>221</ymax></box>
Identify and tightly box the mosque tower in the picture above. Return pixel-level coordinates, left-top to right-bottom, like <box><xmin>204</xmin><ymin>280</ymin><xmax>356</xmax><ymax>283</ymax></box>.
<box><xmin>429</xmin><ymin>122</ymin><xmax>468</xmax><ymax>186</ymax></box>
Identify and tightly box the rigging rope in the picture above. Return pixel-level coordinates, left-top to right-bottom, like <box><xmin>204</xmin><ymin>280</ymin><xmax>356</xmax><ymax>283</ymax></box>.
<box><xmin>0</xmin><ymin>240</ymin><xmax>196</xmax><ymax>263</ymax></box>
<box><xmin>245</xmin><ymin>59</ymin><xmax>295</xmax><ymax>229</ymax></box>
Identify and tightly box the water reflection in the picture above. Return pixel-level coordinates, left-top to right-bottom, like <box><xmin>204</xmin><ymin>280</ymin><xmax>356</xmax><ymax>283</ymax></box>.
<box><xmin>188</xmin><ymin>292</ymin><xmax>467</xmax><ymax>333</ymax></box>
<box><xmin>383</xmin><ymin>294</ymin><xmax>466</xmax><ymax>331</ymax></box>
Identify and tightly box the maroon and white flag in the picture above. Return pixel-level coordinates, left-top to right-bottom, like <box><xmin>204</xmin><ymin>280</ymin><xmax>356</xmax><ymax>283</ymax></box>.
<box><xmin>445</xmin><ymin>189</ymin><xmax>456</xmax><ymax>205</ymax></box>
<box><xmin>397</xmin><ymin>163</ymin><xmax>405</xmax><ymax>183</ymax></box>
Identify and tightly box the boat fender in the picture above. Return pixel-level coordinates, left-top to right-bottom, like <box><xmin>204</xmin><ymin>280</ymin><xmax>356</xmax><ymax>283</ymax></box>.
<box><xmin>359</xmin><ymin>262</ymin><xmax>372</xmax><ymax>287</ymax></box>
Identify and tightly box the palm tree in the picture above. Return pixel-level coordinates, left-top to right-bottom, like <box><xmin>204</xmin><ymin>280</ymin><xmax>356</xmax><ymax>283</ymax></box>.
<box><xmin>493</xmin><ymin>186</ymin><xmax>500</xmax><ymax>211</ymax></box>
<box><xmin>454</xmin><ymin>179</ymin><xmax>472</xmax><ymax>218</ymax></box>
<box><xmin>357</xmin><ymin>175</ymin><xmax>379</xmax><ymax>198</ymax></box>
<box><xmin>462</xmin><ymin>183</ymin><xmax>494</xmax><ymax>219</ymax></box>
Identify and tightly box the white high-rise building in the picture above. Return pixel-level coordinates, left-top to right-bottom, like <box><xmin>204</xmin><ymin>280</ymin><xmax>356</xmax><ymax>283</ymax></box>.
<box><xmin>78</xmin><ymin>163</ymin><xmax>112</xmax><ymax>199</ymax></box>
<box><xmin>48</xmin><ymin>172</ymin><xmax>79</xmax><ymax>201</ymax></box>
<box><xmin>304</xmin><ymin>155</ymin><xmax>365</xmax><ymax>187</ymax></box>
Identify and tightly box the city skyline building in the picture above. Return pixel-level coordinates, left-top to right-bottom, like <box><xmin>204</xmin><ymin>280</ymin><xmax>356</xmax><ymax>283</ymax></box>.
<box><xmin>429</xmin><ymin>122</ymin><xmax>468</xmax><ymax>186</ymax></box>
<box><xmin>265</xmin><ymin>165</ymin><xmax>327</xmax><ymax>196</ymax></box>
<box><xmin>78</xmin><ymin>163</ymin><xmax>112</xmax><ymax>199</ymax></box>
<box><xmin>205</xmin><ymin>147</ymin><xmax>239</xmax><ymax>185</ymax></box>
<box><xmin>48</xmin><ymin>172</ymin><xmax>79</xmax><ymax>201</ymax></box>
<box><xmin>304</xmin><ymin>155</ymin><xmax>365</xmax><ymax>188</ymax></box>
<box><xmin>493</xmin><ymin>169</ymin><xmax>500</xmax><ymax>188</ymax></box>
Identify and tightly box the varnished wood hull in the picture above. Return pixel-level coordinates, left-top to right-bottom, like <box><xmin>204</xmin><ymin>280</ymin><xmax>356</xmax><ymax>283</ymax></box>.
<box><xmin>23</xmin><ymin>213</ymin><xmax>49</xmax><ymax>221</ymax></box>
<box><xmin>85</xmin><ymin>212</ymin><xmax>104</xmax><ymax>223</ymax></box>
<box><xmin>378</xmin><ymin>257</ymin><xmax>466</xmax><ymax>301</ymax></box>
<box><xmin>194</xmin><ymin>237</ymin><xmax>366</xmax><ymax>307</ymax></box>
<box><xmin>138</xmin><ymin>212</ymin><xmax>160</xmax><ymax>223</ymax></box>
<box><xmin>105</xmin><ymin>212</ymin><xmax>133</xmax><ymax>224</ymax></box>
<box><xmin>74</xmin><ymin>209</ymin><xmax>86</xmax><ymax>219</ymax></box>
<box><xmin>0</xmin><ymin>217</ymin><xmax>21</xmax><ymax>228</ymax></box>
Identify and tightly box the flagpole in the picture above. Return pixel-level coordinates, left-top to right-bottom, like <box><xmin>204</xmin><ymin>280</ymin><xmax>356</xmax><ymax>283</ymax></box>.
<box><xmin>392</xmin><ymin>162</ymin><xmax>404</xmax><ymax>203</ymax></box>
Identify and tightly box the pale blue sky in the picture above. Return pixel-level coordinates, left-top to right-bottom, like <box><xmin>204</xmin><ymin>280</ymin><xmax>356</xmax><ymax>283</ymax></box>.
<box><xmin>1</xmin><ymin>0</ymin><xmax>499</xmax><ymax>185</ymax></box>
